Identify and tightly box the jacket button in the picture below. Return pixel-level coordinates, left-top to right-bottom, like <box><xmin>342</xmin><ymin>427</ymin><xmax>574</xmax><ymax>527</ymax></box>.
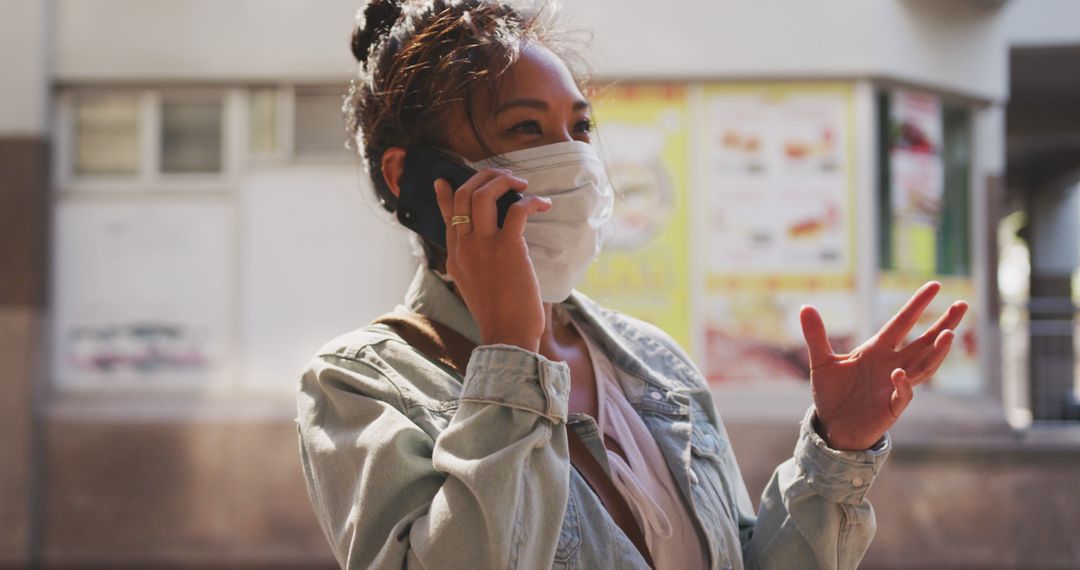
<box><xmin>649</xmin><ymin>391</ymin><xmax>663</xmax><ymax>400</ymax></box>
<box><xmin>852</xmin><ymin>476</ymin><xmax>865</xmax><ymax>487</ymax></box>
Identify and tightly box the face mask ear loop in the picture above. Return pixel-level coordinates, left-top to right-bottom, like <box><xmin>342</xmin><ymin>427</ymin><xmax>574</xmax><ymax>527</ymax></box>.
<box><xmin>433</xmin><ymin>267</ymin><xmax>455</xmax><ymax>285</ymax></box>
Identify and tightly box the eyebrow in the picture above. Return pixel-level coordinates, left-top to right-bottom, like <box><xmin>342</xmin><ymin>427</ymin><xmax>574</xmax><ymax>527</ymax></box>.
<box><xmin>494</xmin><ymin>98</ymin><xmax>591</xmax><ymax>116</ymax></box>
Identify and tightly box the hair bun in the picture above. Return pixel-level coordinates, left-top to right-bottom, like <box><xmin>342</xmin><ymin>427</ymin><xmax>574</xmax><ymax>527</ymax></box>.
<box><xmin>352</xmin><ymin>0</ymin><xmax>403</xmax><ymax>63</ymax></box>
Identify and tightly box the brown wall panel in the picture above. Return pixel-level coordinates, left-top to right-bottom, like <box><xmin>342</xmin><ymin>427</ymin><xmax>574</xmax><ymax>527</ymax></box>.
<box><xmin>0</xmin><ymin>138</ymin><xmax>49</xmax><ymax>308</ymax></box>
<box><xmin>0</xmin><ymin>135</ymin><xmax>47</xmax><ymax>567</ymax></box>
<box><xmin>726</xmin><ymin>422</ymin><xmax>1080</xmax><ymax>569</ymax></box>
<box><xmin>0</xmin><ymin>309</ymin><xmax>37</xmax><ymax>566</ymax></box>
<box><xmin>30</xmin><ymin>414</ymin><xmax>1080</xmax><ymax>568</ymax></box>
<box><xmin>41</xmin><ymin>419</ymin><xmax>333</xmax><ymax>568</ymax></box>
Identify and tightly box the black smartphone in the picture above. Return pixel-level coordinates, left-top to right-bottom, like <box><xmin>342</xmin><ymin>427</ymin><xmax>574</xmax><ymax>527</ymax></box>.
<box><xmin>397</xmin><ymin>146</ymin><xmax>522</xmax><ymax>249</ymax></box>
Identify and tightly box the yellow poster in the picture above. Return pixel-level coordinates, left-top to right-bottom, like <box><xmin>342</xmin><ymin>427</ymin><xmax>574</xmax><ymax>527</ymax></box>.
<box><xmin>579</xmin><ymin>84</ymin><xmax>691</xmax><ymax>348</ymax></box>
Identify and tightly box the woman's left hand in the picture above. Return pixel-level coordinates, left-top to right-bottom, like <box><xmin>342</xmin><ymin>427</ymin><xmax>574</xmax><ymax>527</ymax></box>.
<box><xmin>800</xmin><ymin>282</ymin><xmax>968</xmax><ymax>451</ymax></box>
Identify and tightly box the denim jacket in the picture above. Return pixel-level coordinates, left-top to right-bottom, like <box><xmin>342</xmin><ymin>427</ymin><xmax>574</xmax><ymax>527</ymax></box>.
<box><xmin>296</xmin><ymin>265</ymin><xmax>891</xmax><ymax>570</ymax></box>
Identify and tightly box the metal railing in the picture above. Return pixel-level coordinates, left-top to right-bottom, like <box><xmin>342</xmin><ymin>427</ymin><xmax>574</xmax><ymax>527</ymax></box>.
<box><xmin>1002</xmin><ymin>297</ymin><xmax>1080</xmax><ymax>425</ymax></box>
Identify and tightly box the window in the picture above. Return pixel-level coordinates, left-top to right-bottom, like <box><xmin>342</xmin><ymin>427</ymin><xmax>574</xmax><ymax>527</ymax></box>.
<box><xmin>248</xmin><ymin>88</ymin><xmax>281</xmax><ymax>157</ymax></box>
<box><xmin>60</xmin><ymin>84</ymin><xmax>358</xmax><ymax>187</ymax></box>
<box><xmin>938</xmin><ymin>105</ymin><xmax>972</xmax><ymax>275</ymax></box>
<box><xmin>293</xmin><ymin>85</ymin><xmax>353</xmax><ymax>159</ymax></box>
<box><xmin>73</xmin><ymin>93</ymin><xmax>140</xmax><ymax>176</ymax></box>
<box><xmin>161</xmin><ymin>96</ymin><xmax>224</xmax><ymax>174</ymax></box>
<box><xmin>59</xmin><ymin>88</ymin><xmax>237</xmax><ymax>189</ymax></box>
<box><xmin>877</xmin><ymin>89</ymin><xmax>972</xmax><ymax>276</ymax></box>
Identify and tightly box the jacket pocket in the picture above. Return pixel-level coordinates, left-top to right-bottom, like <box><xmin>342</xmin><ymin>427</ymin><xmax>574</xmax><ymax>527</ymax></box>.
<box><xmin>553</xmin><ymin>485</ymin><xmax>582</xmax><ymax>567</ymax></box>
<box><xmin>689</xmin><ymin>426</ymin><xmax>735</xmax><ymax>523</ymax></box>
<box><xmin>688</xmin><ymin>416</ymin><xmax>744</xmax><ymax>566</ymax></box>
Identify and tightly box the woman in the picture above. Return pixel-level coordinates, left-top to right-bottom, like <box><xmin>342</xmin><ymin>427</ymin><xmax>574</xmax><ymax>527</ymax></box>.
<box><xmin>296</xmin><ymin>1</ymin><xmax>969</xmax><ymax>568</ymax></box>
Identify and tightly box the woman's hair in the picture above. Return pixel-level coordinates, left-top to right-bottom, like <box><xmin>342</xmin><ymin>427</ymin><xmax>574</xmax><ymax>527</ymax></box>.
<box><xmin>344</xmin><ymin>0</ymin><xmax>586</xmax><ymax>264</ymax></box>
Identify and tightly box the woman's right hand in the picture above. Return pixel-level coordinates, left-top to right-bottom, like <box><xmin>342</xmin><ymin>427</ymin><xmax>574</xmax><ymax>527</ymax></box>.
<box><xmin>434</xmin><ymin>169</ymin><xmax>552</xmax><ymax>353</ymax></box>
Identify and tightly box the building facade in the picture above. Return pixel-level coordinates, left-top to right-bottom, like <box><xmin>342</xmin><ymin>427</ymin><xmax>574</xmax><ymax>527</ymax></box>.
<box><xmin>2</xmin><ymin>0</ymin><xmax>1078</xmax><ymax>567</ymax></box>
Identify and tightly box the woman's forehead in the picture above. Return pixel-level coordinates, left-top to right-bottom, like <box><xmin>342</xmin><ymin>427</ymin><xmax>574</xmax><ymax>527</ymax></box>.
<box><xmin>490</xmin><ymin>44</ymin><xmax>586</xmax><ymax>109</ymax></box>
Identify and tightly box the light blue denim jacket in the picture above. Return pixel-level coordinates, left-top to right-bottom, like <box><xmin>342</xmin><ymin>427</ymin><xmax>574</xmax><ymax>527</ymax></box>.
<box><xmin>296</xmin><ymin>266</ymin><xmax>891</xmax><ymax>570</ymax></box>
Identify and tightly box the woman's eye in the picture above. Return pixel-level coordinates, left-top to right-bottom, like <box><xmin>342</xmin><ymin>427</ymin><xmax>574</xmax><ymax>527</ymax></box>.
<box><xmin>510</xmin><ymin>120</ymin><xmax>542</xmax><ymax>135</ymax></box>
<box><xmin>575</xmin><ymin>119</ymin><xmax>595</xmax><ymax>134</ymax></box>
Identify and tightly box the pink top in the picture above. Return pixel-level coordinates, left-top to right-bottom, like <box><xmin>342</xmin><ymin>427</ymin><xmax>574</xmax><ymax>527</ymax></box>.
<box><xmin>567</xmin><ymin>314</ymin><xmax>711</xmax><ymax>570</ymax></box>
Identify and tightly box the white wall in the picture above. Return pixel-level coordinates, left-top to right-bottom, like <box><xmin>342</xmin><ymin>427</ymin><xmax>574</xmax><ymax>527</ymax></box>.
<box><xmin>1003</xmin><ymin>0</ymin><xmax>1080</xmax><ymax>46</ymax></box>
<box><xmin>53</xmin><ymin>0</ymin><xmax>358</xmax><ymax>82</ymax></box>
<box><xmin>558</xmin><ymin>0</ymin><xmax>1007</xmax><ymax>102</ymax></box>
<box><xmin>54</xmin><ymin>0</ymin><xmax>1009</xmax><ymax>101</ymax></box>
<box><xmin>0</xmin><ymin>0</ymin><xmax>49</xmax><ymax>134</ymax></box>
<box><xmin>238</xmin><ymin>165</ymin><xmax>417</xmax><ymax>393</ymax></box>
<box><xmin>875</xmin><ymin>0</ymin><xmax>1007</xmax><ymax>101</ymax></box>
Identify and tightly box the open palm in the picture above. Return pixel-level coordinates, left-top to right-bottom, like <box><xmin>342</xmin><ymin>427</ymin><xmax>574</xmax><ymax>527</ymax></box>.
<box><xmin>800</xmin><ymin>282</ymin><xmax>968</xmax><ymax>451</ymax></box>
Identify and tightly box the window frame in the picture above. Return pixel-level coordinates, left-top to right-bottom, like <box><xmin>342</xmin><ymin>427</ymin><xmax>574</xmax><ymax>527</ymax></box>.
<box><xmin>55</xmin><ymin>87</ymin><xmax>245</xmax><ymax>194</ymax></box>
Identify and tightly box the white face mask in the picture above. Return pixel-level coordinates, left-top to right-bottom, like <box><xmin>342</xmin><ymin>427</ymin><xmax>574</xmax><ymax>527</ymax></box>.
<box><xmin>455</xmin><ymin>140</ymin><xmax>614</xmax><ymax>303</ymax></box>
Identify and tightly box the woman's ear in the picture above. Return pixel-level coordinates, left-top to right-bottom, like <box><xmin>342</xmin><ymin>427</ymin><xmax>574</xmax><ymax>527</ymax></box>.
<box><xmin>381</xmin><ymin>147</ymin><xmax>407</xmax><ymax>198</ymax></box>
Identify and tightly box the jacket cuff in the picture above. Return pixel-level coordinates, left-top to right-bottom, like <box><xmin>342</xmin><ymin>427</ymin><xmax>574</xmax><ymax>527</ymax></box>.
<box><xmin>459</xmin><ymin>344</ymin><xmax>571</xmax><ymax>423</ymax></box>
<box><xmin>794</xmin><ymin>406</ymin><xmax>891</xmax><ymax>505</ymax></box>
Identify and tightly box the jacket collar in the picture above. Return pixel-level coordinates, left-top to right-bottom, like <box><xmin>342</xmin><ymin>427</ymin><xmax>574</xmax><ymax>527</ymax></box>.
<box><xmin>403</xmin><ymin>264</ymin><xmax>483</xmax><ymax>346</ymax></box>
<box><xmin>402</xmin><ymin>264</ymin><xmax>685</xmax><ymax>397</ymax></box>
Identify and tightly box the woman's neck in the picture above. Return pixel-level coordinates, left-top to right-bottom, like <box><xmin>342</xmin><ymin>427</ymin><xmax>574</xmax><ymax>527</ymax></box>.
<box><xmin>441</xmin><ymin>273</ymin><xmax>570</xmax><ymax>351</ymax></box>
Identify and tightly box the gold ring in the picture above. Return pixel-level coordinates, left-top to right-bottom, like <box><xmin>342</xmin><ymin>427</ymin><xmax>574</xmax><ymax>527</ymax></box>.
<box><xmin>450</xmin><ymin>215</ymin><xmax>472</xmax><ymax>226</ymax></box>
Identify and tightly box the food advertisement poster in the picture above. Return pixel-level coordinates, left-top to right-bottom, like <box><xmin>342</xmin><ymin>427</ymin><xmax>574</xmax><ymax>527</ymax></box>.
<box><xmin>889</xmin><ymin>89</ymin><xmax>944</xmax><ymax>275</ymax></box>
<box><xmin>877</xmin><ymin>273</ymin><xmax>980</xmax><ymax>394</ymax></box>
<box><xmin>702</xmin><ymin>83</ymin><xmax>858</xmax><ymax>383</ymax></box>
<box><xmin>579</xmin><ymin>84</ymin><xmax>692</xmax><ymax>349</ymax></box>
